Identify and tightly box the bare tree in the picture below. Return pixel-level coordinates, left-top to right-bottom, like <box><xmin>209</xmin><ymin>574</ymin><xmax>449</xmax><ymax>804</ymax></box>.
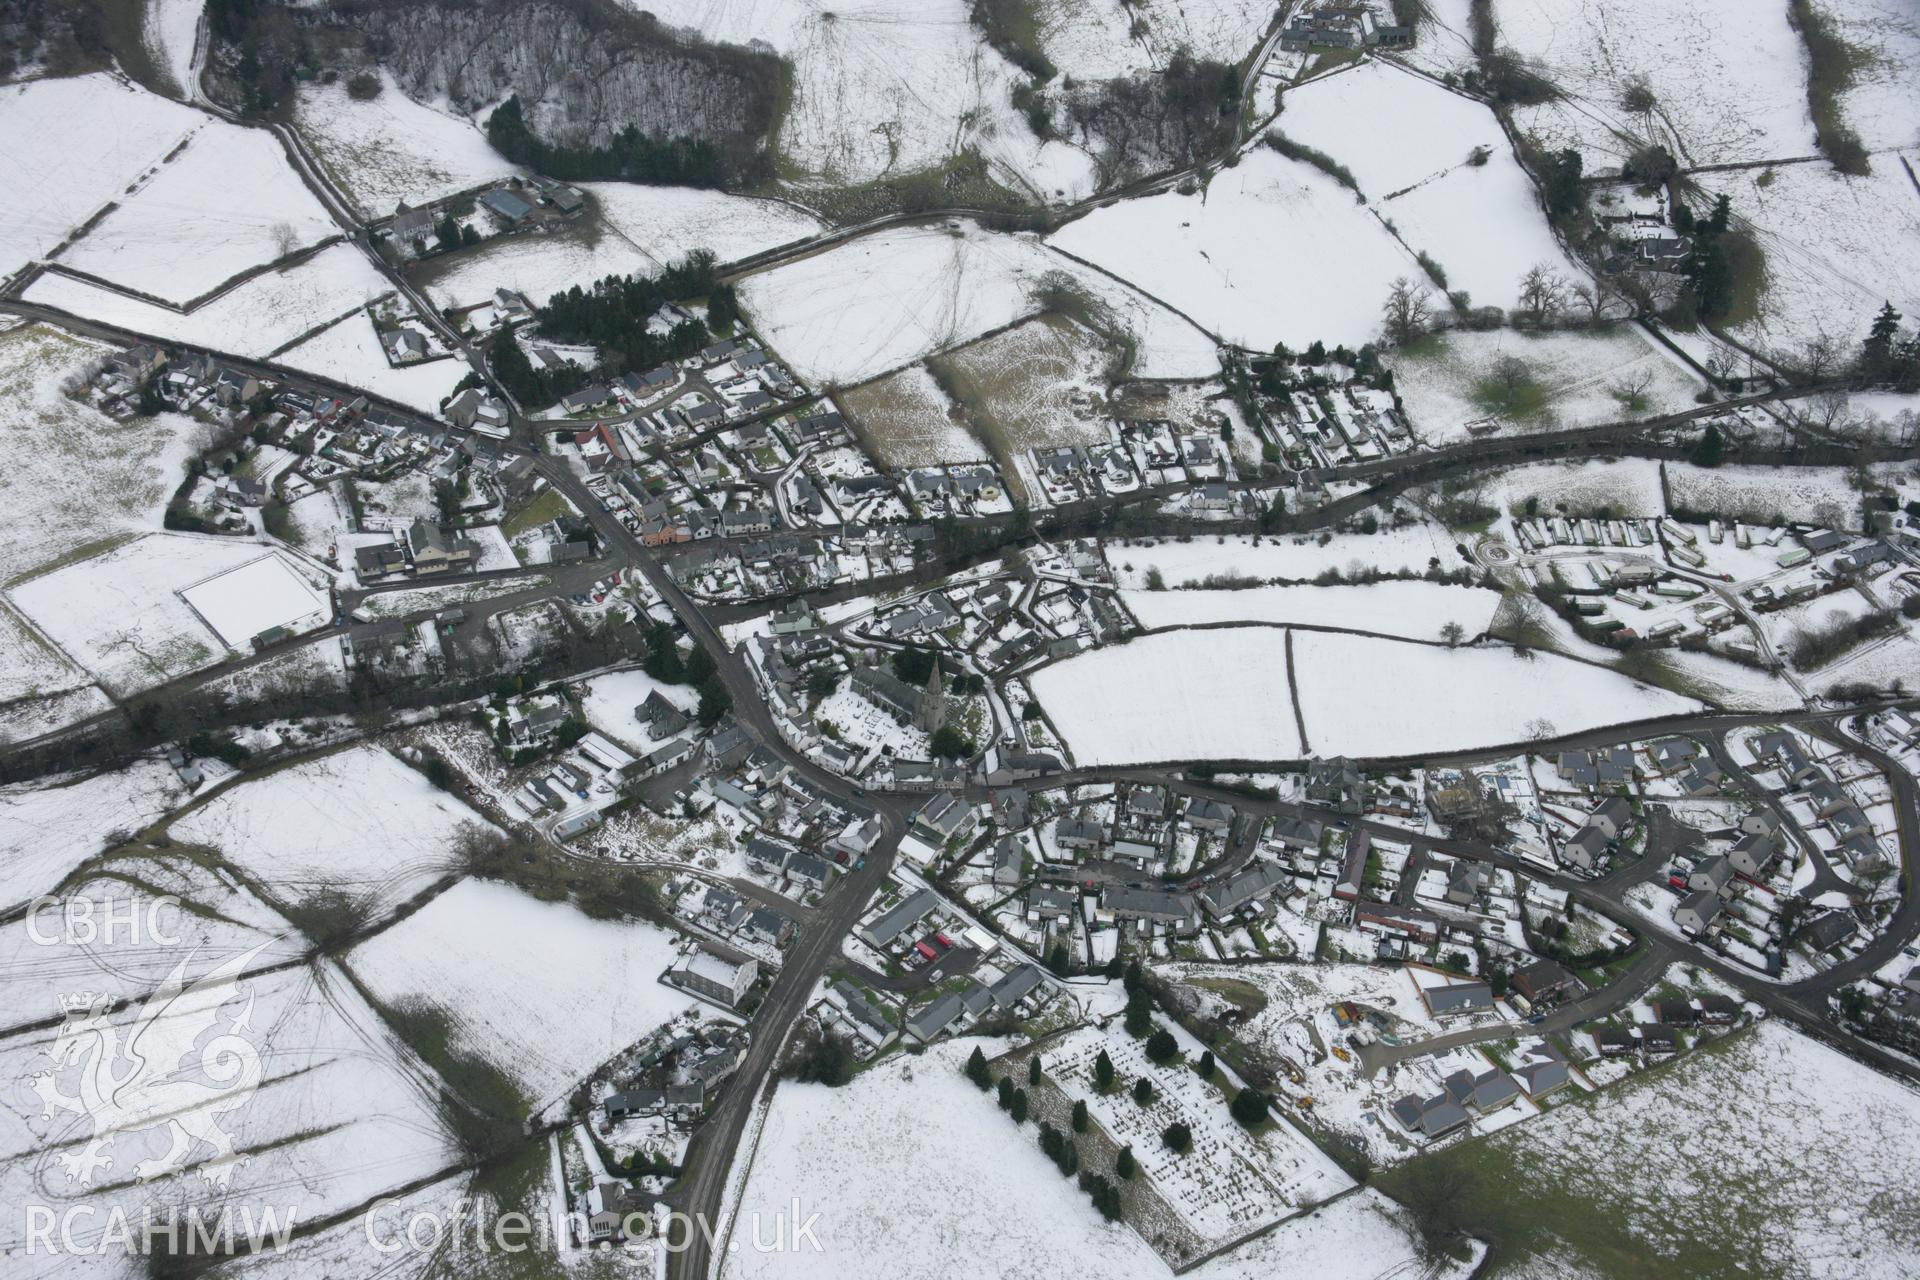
<box><xmin>1381</xmin><ymin>276</ymin><xmax>1434</xmax><ymax>345</ymax></box>
<box><xmin>1439</xmin><ymin>621</ymin><xmax>1466</xmax><ymax>646</ymax></box>
<box><xmin>271</xmin><ymin>221</ymin><xmax>298</xmax><ymax>258</ymax></box>
<box><xmin>1569</xmin><ymin>278</ymin><xmax>1614</xmax><ymax>325</ymax></box>
<box><xmin>1516</xmin><ymin>263</ymin><xmax>1567</xmax><ymax>321</ymax></box>
<box><xmin>1800</xmin><ymin>388</ymin><xmax>1856</xmax><ymax>434</ymax></box>
<box><xmin>1794</xmin><ymin>331</ymin><xmax>1842</xmax><ymax>383</ymax></box>
<box><xmin>1705</xmin><ymin>346</ymin><xmax>1739</xmax><ymax>387</ymax></box>
<box><xmin>1609</xmin><ymin>366</ymin><xmax>1657</xmax><ymax>411</ymax></box>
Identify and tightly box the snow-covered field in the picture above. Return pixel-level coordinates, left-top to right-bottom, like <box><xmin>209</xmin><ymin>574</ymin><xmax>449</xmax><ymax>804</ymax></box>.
<box><xmin>9</xmin><ymin>535</ymin><xmax>318</xmax><ymax>697</ymax></box>
<box><xmin>1030</xmin><ymin>627</ymin><xmax>1304</xmax><ymax>765</ymax></box>
<box><xmin>347</xmin><ymin>877</ymin><xmax>697</xmax><ymax>1107</ymax></box>
<box><xmin>1827</xmin><ymin>0</ymin><xmax>1920</xmax><ymax>151</ymax></box>
<box><xmin>0</xmin><ymin>957</ymin><xmax>458</xmax><ymax>1268</ymax></box>
<box><xmin>179</xmin><ymin>552</ymin><xmax>332</xmax><ymax>649</ymax></box>
<box><xmin>1290</xmin><ymin>630</ymin><xmax>1703</xmax><ymax>757</ymax></box>
<box><xmin>0</xmin><ymin>760</ymin><xmax>187</xmax><ymax>911</ymax></box>
<box><xmin>1035</xmin><ymin>624</ymin><xmax>1703</xmax><ymax>765</ymax></box>
<box><xmin>1123</xmin><ymin>581</ymin><xmax>1504</xmax><ymax>642</ymax></box>
<box><xmin>0</xmin><ymin>322</ymin><xmax>203</xmax><ymax>584</ymax></box>
<box><xmin>1474</xmin><ymin>457</ymin><xmax>1668</xmax><ymax>517</ymax></box>
<box><xmin>294</xmin><ymin>72</ymin><xmax>514</xmax><ymax>218</ymax></box>
<box><xmin>1663</xmin><ymin>463</ymin><xmax>1865</xmax><ymax>527</ymax></box>
<box><xmin>1390</xmin><ymin>326</ymin><xmax>1705</xmax><ymax>441</ymax></box>
<box><xmin>0</xmin><ymin>74</ymin><xmax>206</xmax><ymax>281</ymax></box>
<box><xmin>59</xmin><ymin>121</ymin><xmax>338</xmax><ymax>304</ymax></box>
<box><xmin>588</xmin><ymin>183</ymin><xmax>827</xmax><ymax>269</ymax></box>
<box><xmin>626</xmin><ymin>0</ymin><xmax>1092</xmax><ymax>196</ymax></box>
<box><xmin>417</xmin><ymin>223</ymin><xmax>661</xmax><ymax>311</ymax></box>
<box><xmin>1051</xmin><ymin>146</ymin><xmax>1417</xmax><ymax>349</ymax></box>
<box><xmin>1698</xmin><ymin>159</ymin><xmax>1920</xmax><ymax>358</ymax></box>
<box><xmin>1473</xmin><ymin>1021</ymin><xmax>1920</xmax><ymax>1278</ymax></box>
<box><xmin>170</xmin><ymin>745</ymin><xmax>491</xmax><ymax>917</ymax></box>
<box><xmin>840</xmin><ymin>363</ymin><xmax>989</xmax><ymax>466</ymax></box>
<box><xmin>939</xmin><ymin>313</ymin><xmax>1119</xmax><ymax>450</ymax></box>
<box><xmin>739</xmin><ymin>221</ymin><xmax>1218</xmax><ymax>386</ymax></box>
<box><xmin>1032</xmin><ymin>0</ymin><xmax>1275</xmax><ymax>79</ymax></box>
<box><xmin>142</xmin><ymin>0</ymin><xmax>204</xmax><ymax>98</ymax></box>
<box><xmin>26</xmin><ymin>242</ymin><xmax>391</xmax><ymax>358</ymax></box>
<box><xmin>720</xmin><ymin>1037</ymin><xmax>1456</xmax><ymax>1280</ymax></box>
<box><xmin>1497</xmin><ymin>0</ymin><xmax>1818</xmax><ymax>171</ymax></box>
<box><xmin>1104</xmin><ymin>529</ymin><xmax>1469</xmax><ymax>588</ymax></box>
<box><xmin>278</xmin><ymin>312</ymin><xmax>470</xmax><ymax>416</ymax></box>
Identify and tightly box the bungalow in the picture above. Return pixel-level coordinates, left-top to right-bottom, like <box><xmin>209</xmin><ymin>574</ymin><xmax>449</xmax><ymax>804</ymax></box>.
<box><xmin>1695</xmin><ymin>994</ymin><xmax>1740</xmax><ymax>1025</ymax></box>
<box><xmin>1651</xmin><ymin>999</ymin><xmax>1699</xmax><ymax>1027</ymax></box>
<box><xmin>1673</xmin><ymin>890</ymin><xmax>1724</xmax><ymax>936</ymax></box>
<box><xmin>1425</xmin><ymin>981</ymin><xmax>1494</xmax><ymax>1018</ymax></box>
<box><xmin>1588</xmin><ymin>796</ymin><xmax>1633</xmax><ymax>839</ymax></box>
<box><xmin>1739</xmin><ymin>809</ymin><xmax>1784</xmax><ymax>839</ymax></box>
<box><xmin>1512</xmin><ymin>1051</ymin><xmax>1571</xmax><ymax>1098</ymax></box>
<box><xmin>826</xmin><ymin>980</ymin><xmax>897</xmax><ymax>1051</ymax></box>
<box><xmin>1728</xmin><ymin>832</ymin><xmax>1778</xmax><ymax>878</ymax></box>
<box><xmin>858</xmin><ymin>888</ymin><xmax>939</xmax><ymax>949</ymax></box>
<box><xmin>1197</xmin><ymin>860</ymin><xmax>1289</xmax><ymax>920</ymax></box>
<box><xmin>1354</xmin><ymin>904</ymin><xmax>1441</xmax><ymax>944</ymax></box>
<box><xmin>1184</xmin><ymin>797</ymin><xmax>1234</xmax><ymax>832</ymax></box>
<box><xmin>381</xmin><ymin>327</ymin><xmax>428</xmax><ymax>363</ymax></box>
<box><xmin>1054</xmin><ymin>817</ymin><xmax>1108</xmax><ymax>850</ymax></box>
<box><xmin>1637</xmin><ymin>1023</ymin><xmax>1679</xmax><ymax>1056</ymax></box>
<box><xmin>990</xmin><ymin>963</ymin><xmax>1044</xmax><ymax>1011</ymax></box>
<box><xmin>1796</xmin><ymin>910</ymin><xmax>1856</xmax><ymax>953</ymax></box>
<box><xmin>1027</xmin><ymin>885</ymin><xmax>1077</xmax><ymax>923</ymax></box>
<box><xmin>561</xmin><ymin>386</ymin><xmax>612</xmax><ymax>414</ymax></box>
<box><xmin>1102</xmin><ymin>886</ymin><xmax>1197</xmax><ymax>932</ymax></box>
<box><xmin>1594</xmin><ymin>1027</ymin><xmax>1638</xmax><ymax>1056</ymax></box>
<box><xmin>905</xmin><ymin>991</ymin><xmax>966</xmax><ymax>1044</ymax></box>
<box><xmin>1559</xmin><ymin>825</ymin><xmax>1610</xmax><ymax>872</ymax></box>
<box><xmin>1270</xmin><ymin>816</ymin><xmax>1324</xmax><ymax>850</ymax></box>
<box><xmin>1687</xmin><ymin>854</ymin><xmax>1734</xmax><ymax>895</ymax></box>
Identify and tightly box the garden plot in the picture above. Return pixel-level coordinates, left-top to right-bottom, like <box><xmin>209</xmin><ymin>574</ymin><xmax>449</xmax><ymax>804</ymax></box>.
<box><xmin>1696</xmin><ymin>160</ymin><xmax>1920</xmax><ymax>357</ymax></box>
<box><xmin>739</xmin><ymin>220</ymin><xmax>1218</xmax><ymax>386</ymax></box>
<box><xmin>1051</xmin><ymin>146</ymin><xmax>1418</xmax><ymax>350</ymax></box>
<box><xmin>1495</xmin><ymin>0</ymin><xmax>1818</xmax><ymax>171</ymax></box>
<box><xmin>1104</xmin><ymin>528</ymin><xmax>1469</xmax><ymax>588</ymax></box>
<box><xmin>839</xmin><ymin>364</ymin><xmax>989</xmax><ymax>467</ymax></box>
<box><xmin>179</xmin><ymin>552</ymin><xmax>332</xmax><ymax>649</ymax></box>
<box><xmin>8</xmin><ymin>534</ymin><xmax>289</xmax><ymax>696</ymax></box>
<box><xmin>294</xmin><ymin>71</ymin><xmax>515</xmax><ymax>218</ymax></box>
<box><xmin>278</xmin><ymin>312</ymin><xmax>471</xmax><ymax>417</ymax></box>
<box><xmin>1440</xmin><ymin>1020</ymin><xmax>1920</xmax><ymax>1278</ymax></box>
<box><xmin>587</xmin><ymin>183</ymin><xmax>826</xmax><ymax>269</ymax></box>
<box><xmin>1291</xmin><ymin>631</ymin><xmax>1704</xmax><ymax>757</ymax></box>
<box><xmin>347</xmin><ymin>878</ymin><xmax>697</xmax><ymax>1108</ymax></box>
<box><xmin>0</xmin><ymin>760</ymin><xmax>187</xmax><ymax>912</ymax></box>
<box><xmin>0</xmin><ymin>322</ymin><xmax>204</xmax><ymax>584</ymax></box>
<box><xmin>0</xmin><ymin>959</ymin><xmax>458</xmax><ymax>1259</ymax></box>
<box><xmin>936</xmin><ymin>314</ymin><xmax>1119</xmax><ymax>454</ymax></box>
<box><xmin>1030</xmin><ymin>627</ymin><xmax>1302</xmax><ymax>766</ymax></box>
<box><xmin>1389</xmin><ymin>326</ymin><xmax>1704</xmax><ymax>443</ymax></box>
<box><xmin>0</xmin><ymin>73</ymin><xmax>206</xmax><ymax>280</ymax></box>
<box><xmin>25</xmin><ymin>242</ymin><xmax>392</xmax><ymax>358</ymax></box>
<box><xmin>170</xmin><ymin>745</ymin><xmax>492</xmax><ymax>918</ymax></box>
<box><xmin>1662</xmin><ymin>463</ymin><xmax>1865</xmax><ymax>527</ymax></box>
<box><xmin>59</xmin><ymin>121</ymin><xmax>338</xmax><ymax>305</ymax></box>
<box><xmin>721</xmin><ymin>1037</ymin><xmax>1445</xmax><ymax>1280</ymax></box>
<box><xmin>1123</xmin><ymin>581</ymin><xmax>1504</xmax><ymax>642</ymax></box>
<box><xmin>415</xmin><ymin>220</ymin><xmax>661</xmax><ymax>311</ymax></box>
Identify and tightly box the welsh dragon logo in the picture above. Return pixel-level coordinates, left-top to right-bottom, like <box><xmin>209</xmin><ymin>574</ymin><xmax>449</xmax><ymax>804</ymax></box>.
<box><xmin>31</xmin><ymin>946</ymin><xmax>267</xmax><ymax>1188</ymax></box>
